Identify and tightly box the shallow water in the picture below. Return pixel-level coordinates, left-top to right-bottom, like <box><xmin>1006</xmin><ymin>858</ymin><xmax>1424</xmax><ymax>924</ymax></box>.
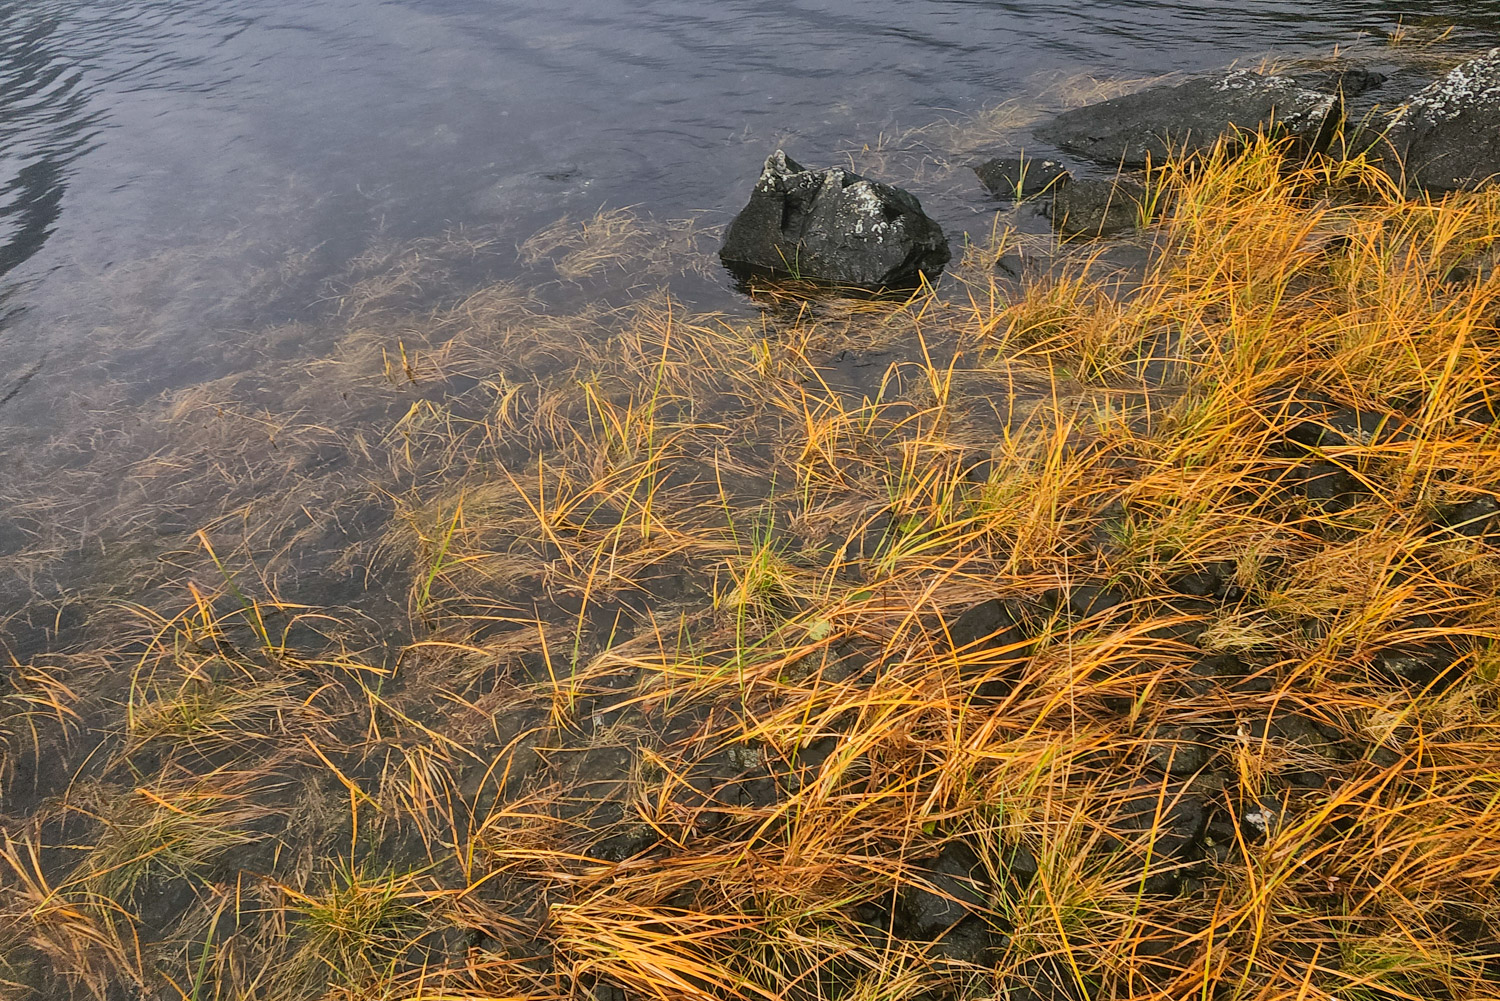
<box><xmin>1</xmin><ymin>0</ymin><xmax>1498</xmax><ymax>630</ymax></box>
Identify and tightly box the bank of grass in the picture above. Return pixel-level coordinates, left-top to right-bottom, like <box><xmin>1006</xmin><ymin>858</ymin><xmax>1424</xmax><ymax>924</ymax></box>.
<box><xmin>4</xmin><ymin>138</ymin><xmax>1500</xmax><ymax>1001</ymax></box>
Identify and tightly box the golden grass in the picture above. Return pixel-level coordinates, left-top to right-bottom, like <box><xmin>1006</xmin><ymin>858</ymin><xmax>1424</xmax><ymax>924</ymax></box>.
<box><xmin>4</xmin><ymin>136</ymin><xmax>1500</xmax><ymax>1001</ymax></box>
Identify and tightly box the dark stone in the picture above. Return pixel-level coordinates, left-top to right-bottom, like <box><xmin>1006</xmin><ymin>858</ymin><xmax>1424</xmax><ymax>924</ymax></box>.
<box><xmin>1035</xmin><ymin>69</ymin><xmax>1342</xmax><ymax>169</ymax></box>
<box><xmin>1385</xmin><ymin>49</ymin><xmax>1500</xmax><ymax>191</ymax></box>
<box><xmin>1201</xmin><ymin>814</ymin><xmax>1241</xmax><ymax>864</ymax></box>
<box><xmin>947</xmin><ymin>598</ymin><xmax>1028</xmax><ymax>652</ymax></box>
<box><xmin>720</xmin><ymin>150</ymin><xmax>950</xmax><ymax>289</ymax></box>
<box><xmin>1048</xmin><ymin>177</ymin><xmax>1154</xmax><ymax>237</ymax></box>
<box><xmin>1292</xmin><ymin>66</ymin><xmax>1387</xmax><ymax>98</ymax></box>
<box><xmin>1280</xmin><ymin>402</ymin><xmax>1409</xmax><ymax>452</ymax></box>
<box><xmin>589</xmin><ymin>825</ymin><xmax>661</xmax><ymax>862</ymax></box>
<box><xmin>1274</xmin><ymin>453</ymin><xmax>1366</xmax><ymax>510</ymax></box>
<box><xmin>1115</xmin><ymin>789</ymin><xmax>1209</xmax><ymax>894</ymax></box>
<box><xmin>1168</xmin><ymin>560</ymin><xmax>1241</xmax><ymax>601</ymax></box>
<box><xmin>1144</xmin><ymin>725</ymin><xmax>1216</xmax><ymax>776</ymax></box>
<box><xmin>1004</xmin><ymin>842</ymin><xmax>1039</xmax><ymax>887</ymax></box>
<box><xmin>1046</xmin><ymin>583</ymin><xmax>1128</xmax><ymax>620</ymax></box>
<box><xmin>927</xmin><ymin>914</ymin><xmax>1004</xmax><ymax>965</ymax></box>
<box><xmin>973</xmin><ymin>155</ymin><xmax>1071</xmax><ymax>199</ymax></box>
<box><xmin>1186</xmin><ymin>652</ymin><xmax>1272</xmax><ymax>695</ymax></box>
<box><xmin>1245</xmin><ymin>711</ymin><xmax>1347</xmax><ymax>759</ymax></box>
<box><xmin>898</xmin><ymin>841</ymin><xmax>990</xmax><ymax>939</ymax></box>
<box><xmin>1440</xmin><ymin>495</ymin><xmax>1500</xmax><ymax>543</ymax></box>
<box><xmin>1238</xmin><ymin>796</ymin><xmax>1280</xmax><ymax>842</ymax></box>
<box><xmin>1372</xmin><ymin>645</ymin><xmax>1463</xmax><ymax>688</ymax></box>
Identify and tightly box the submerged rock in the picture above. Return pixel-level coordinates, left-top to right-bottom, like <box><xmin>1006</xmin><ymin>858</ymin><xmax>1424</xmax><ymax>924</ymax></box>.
<box><xmin>973</xmin><ymin>155</ymin><xmax>1071</xmax><ymax>199</ymax></box>
<box><xmin>1048</xmin><ymin>177</ymin><xmax>1154</xmax><ymax>236</ymax></box>
<box><xmin>1036</xmin><ymin>69</ymin><xmax>1342</xmax><ymax>168</ymax></box>
<box><xmin>719</xmin><ymin>150</ymin><xmax>950</xmax><ymax>289</ymax></box>
<box><xmin>1388</xmin><ymin>48</ymin><xmax>1500</xmax><ymax>191</ymax></box>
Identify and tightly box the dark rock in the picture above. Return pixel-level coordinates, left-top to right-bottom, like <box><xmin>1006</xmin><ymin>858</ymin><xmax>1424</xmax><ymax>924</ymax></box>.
<box><xmin>1293</xmin><ymin>66</ymin><xmax>1387</xmax><ymax>98</ymax></box>
<box><xmin>973</xmin><ymin>155</ymin><xmax>1071</xmax><ymax>200</ymax></box>
<box><xmin>1245</xmin><ymin>711</ymin><xmax>1347</xmax><ymax>759</ymax></box>
<box><xmin>1115</xmin><ymin>789</ymin><xmax>1209</xmax><ymax>894</ymax></box>
<box><xmin>947</xmin><ymin>598</ymin><xmax>1028</xmax><ymax>652</ymax></box>
<box><xmin>1386</xmin><ymin>49</ymin><xmax>1500</xmax><ymax>191</ymax></box>
<box><xmin>1035</xmin><ymin>69</ymin><xmax>1342</xmax><ymax>169</ymax></box>
<box><xmin>590</xmin><ymin>824</ymin><xmax>661</xmax><ymax>862</ymax></box>
<box><xmin>1290</xmin><ymin>460</ymin><xmax>1365</xmax><ymax>509</ymax></box>
<box><xmin>1201</xmin><ymin>813</ymin><xmax>1241</xmax><ymax>864</ymax></box>
<box><xmin>1169</xmin><ymin>560</ymin><xmax>1241</xmax><ymax>601</ymax></box>
<box><xmin>1045</xmin><ymin>583</ymin><xmax>1128</xmax><ymax>620</ymax></box>
<box><xmin>898</xmin><ymin>841</ymin><xmax>990</xmax><ymax>939</ymax></box>
<box><xmin>1004</xmin><ymin>842</ymin><xmax>1039</xmax><ymax>887</ymax></box>
<box><xmin>927</xmin><ymin>914</ymin><xmax>1004</xmax><ymax>965</ymax></box>
<box><xmin>1048</xmin><ymin>177</ymin><xmax>1154</xmax><ymax>237</ymax></box>
<box><xmin>1440</xmin><ymin>495</ymin><xmax>1500</xmax><ymax>543</ymax></box>
<box><xmin>1238</xmin><ymin>795</ymin><xmax>1281</xmax><ymax>842</ymax></box>
<box><xmin>1186</xmin><ymin>652</ymin><xmax>1272</xmax><ymax>696</ymax></box>
<box><xmin>1279</xmin><ymin>402</ymin><xmax>1409</xmax><ymax>452</ymax></box>
<box><xmin>1372</xmin><ymin>644</ymin><xmax>1463</xmax><ymax>688</ymax></box>
<box><xmin>1144</xmin><ymin>725</ymin><xmax>1216</xmax><ymax>776</ymax></box>
<box><xmin>720</xmin><ymin>150</ymin><xmax>950</xmax><ymax>289</ymax></box>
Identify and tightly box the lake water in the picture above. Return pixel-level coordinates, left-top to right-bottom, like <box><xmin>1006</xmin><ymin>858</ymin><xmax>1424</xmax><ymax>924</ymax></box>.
<box><xmin>2</xmin><ymin>0</ymin><xmax>1498</xmax><ymax>638</ymax></box>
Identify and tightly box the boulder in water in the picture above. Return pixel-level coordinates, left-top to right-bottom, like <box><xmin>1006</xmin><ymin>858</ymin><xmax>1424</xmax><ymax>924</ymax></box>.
<box><xmin>719</xmin><ymin>151</ymin><xmax>950</xmax><ymax>289</ymax></box>
<box><xmin>1035</xmin><ymin>69</ymin><xmax>1342</xmax><ymax>168</ymax></box>
<box><xmin>1387</xmin><ymin>48</ymin><xmax>1500</xmax><ymax>191</ymax></box>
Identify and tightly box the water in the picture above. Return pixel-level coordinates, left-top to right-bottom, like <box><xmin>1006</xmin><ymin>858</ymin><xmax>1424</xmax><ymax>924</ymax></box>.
<box><xmin>1</xmin><ymin>0</ymin><xmax>1498</xmax><ymax>628</ymax></box>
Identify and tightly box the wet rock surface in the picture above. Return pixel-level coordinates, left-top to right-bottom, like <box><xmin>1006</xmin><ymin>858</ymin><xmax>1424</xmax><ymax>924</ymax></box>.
<box><xmin>720</xmin><ymin>150</ymin><xmax>950</xmax><ymax>289</ymax></box>
<box><xmin>973</xmin><ymin>155</ymin><xmax>1071</xmax><ymax>200</ymax></box>
<box><xmin>1388</xmin><ymin>48</ymin><xmax>1500</xmax><ymax>191</ymax></box>
<box><xmin>1048</xmin><ymin>177</ymin><xmax>1154</xmax><ymax>236</ymax></box>
<box><xmin>1035</xmin><ymin>69</ymin><xmax>1341</xmax><ymax>169</ymax></box>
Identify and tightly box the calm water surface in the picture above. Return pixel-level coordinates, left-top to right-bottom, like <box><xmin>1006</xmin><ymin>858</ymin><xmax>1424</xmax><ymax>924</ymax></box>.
<box><xmin>3</xmin><ymin>0</ymin><xmax>1499</xmax><ymax>388</ymax></box>
<box><xmin>1</xmin><ymin>0</ymin><xmax>1498</xmax><ymax>624</ymax></box>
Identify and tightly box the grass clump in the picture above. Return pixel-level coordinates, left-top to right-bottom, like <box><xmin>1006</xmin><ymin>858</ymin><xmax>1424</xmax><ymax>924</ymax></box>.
<box><xmin>4</xmin><ymin>133</ymin><xmax>1500</xmax><ymax>1001</ymax></box>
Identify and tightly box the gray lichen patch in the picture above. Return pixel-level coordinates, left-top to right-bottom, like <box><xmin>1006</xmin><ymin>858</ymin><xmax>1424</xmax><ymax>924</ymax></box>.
<box><xmin>1399</xmin><ymin>47</ymin><xmax>1500</xmax><ymax>124</ymax></box>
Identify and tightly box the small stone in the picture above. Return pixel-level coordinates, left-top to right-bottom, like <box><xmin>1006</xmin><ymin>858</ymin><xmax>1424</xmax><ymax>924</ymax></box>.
<box><xmin>1240</xmin><ymin>798</ymin><xmax>1280</xmax><ymax>841</ymax></box>
<box><xmin>1048</xmin><ymin>177</ymin><xmax>1154</xmax><ymax>237</ymax></box>
<box><xmin>973</xmin><ymin>155</ymin><xmax>1071</xmax><ymax>200</ymax></box>
<box><xmin>946</xmin><ymin>598</ymin><xmax>1030</xmax><ymax>653</ymax></box>
<box><xmin>898</xmin><ymin>842</ymin><xmax>991</xmax><ymax>939</ymax></box>
<box><xmin>1187</xmin><ymin>652</ymin><xmax>1272</xmax><ymax>695</ymax></box>
<box><xmin>1372</xmin><ymin>645</ymin><xmax>1462</xmax><ymax>687</ymax></box>
<box><xmin>1115</xmin><ymin>790</ymin><xmax>1209</xmax><ymax>894</ymax></box>
<box><xmin>1145</xmin><ymin>725</ymin><xmax>1215</xmax><ymax>776</ymax></box>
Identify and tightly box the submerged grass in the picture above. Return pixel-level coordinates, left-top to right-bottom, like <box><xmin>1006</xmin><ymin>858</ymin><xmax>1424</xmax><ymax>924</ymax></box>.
<box><xmin>4</xmin><ymin>135</ymin><xmax>1500</xmax><ymax>1001</ymax></box>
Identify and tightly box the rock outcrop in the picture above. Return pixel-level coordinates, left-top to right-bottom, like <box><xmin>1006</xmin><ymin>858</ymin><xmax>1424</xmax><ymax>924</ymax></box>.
<box><xmin>1387</xmin><ymin>48</ymin><xmax>1500</xmax><ymax>191</ymax></box>
<box><xmin>1035</xmin><ymin>69</ymin><xmax>1342</xmax><ymax>168</ymax></box>
<box><xmin>720</xmin><ymin>151</ymin><xmax>950</xmax><ymax>289</ymax></box>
